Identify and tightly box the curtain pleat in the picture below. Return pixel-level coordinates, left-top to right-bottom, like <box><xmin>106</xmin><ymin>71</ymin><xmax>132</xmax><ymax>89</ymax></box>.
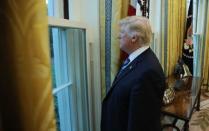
<box><xmin>203</xmin><ymin>3</ymin><xmax>209</xmax><ymax>88</ymax></box>
<box><xmin>166</xmin><ymin>0</ymin><xmax>186</xmax><ymax>76</ymax></box>
<box><xmin>100</xmin><ymin>0</ymin><xmax>129</xmax><ymax>98</ymax></box>
<box><xmin>0</xmin><ymin>0</ymin><xmax>56</xmax><ymax>131</ymax></box>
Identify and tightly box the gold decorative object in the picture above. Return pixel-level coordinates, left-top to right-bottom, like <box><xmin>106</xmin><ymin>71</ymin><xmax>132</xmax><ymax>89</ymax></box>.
<box><xmin>163</xmin><ymin>87</ymin><xmax>175</xmax><ymax>105</ymax></box>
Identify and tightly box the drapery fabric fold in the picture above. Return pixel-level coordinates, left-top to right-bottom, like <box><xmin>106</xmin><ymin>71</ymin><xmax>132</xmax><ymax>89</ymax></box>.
<box><xmin>0</xmin><ymin>0</ymin><xmax>56</xmax><ymax>131</ymax></box>
<box><xmin>100</xmin><ymin>0</ymin><xmax>129</xmax><ymax>98</ymax></box>
<box><xmin>165</xmin><ymin>0</ymin><xmax>186</xmax><ymax>76</ymax></box>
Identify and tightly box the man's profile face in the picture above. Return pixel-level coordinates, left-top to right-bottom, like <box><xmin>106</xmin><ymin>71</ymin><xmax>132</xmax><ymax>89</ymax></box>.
<box><xmin>118</xmin><ymin>26</ymin><xmax>131</xmax><ymax>53</ymax></box>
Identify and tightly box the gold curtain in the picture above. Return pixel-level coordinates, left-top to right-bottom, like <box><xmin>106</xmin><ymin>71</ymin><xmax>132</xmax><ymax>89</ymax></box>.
<box><xmin>111</xmin><ymin>0</ymin><xmax>129</xmax><ymax>84</ymax></box>
<box><xmin>100</xmin><ymin>0</ymin><xmax>129</xmax><ymax>98</ymax></box>
<box><xmin>202</xmin><ymin>4</ymin><xmax>209</xmax><ymax>88</ymax></box>
<box><xmin>0</xmin><ymin>0</ymin><xmax>56</xmax><ymax>131</ymax></box>
<box><xmin>100</xmin><ymin>0</ymin><xmax>106</xmax><ymax>98</ymax></box>
<box><xmin>166</xmin><ymin>0</ymin><xmax>186</xmax><ymax>76</ymax></box>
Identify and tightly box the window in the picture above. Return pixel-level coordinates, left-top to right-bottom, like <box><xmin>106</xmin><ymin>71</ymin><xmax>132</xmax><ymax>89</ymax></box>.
<box><xmin>50</xmin><ymin>27</ymin><xmax>89</xmax><ymax>131</ymax></box>
<box><xmin>46</xmin><ymin>1</ymin><xmax>91</xmax><ymax>131</ymax></box>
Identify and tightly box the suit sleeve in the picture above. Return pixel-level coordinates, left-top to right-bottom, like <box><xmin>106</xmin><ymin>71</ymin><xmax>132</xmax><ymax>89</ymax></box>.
<box><xmin>127</xmin><ymin>70</ymin><xmax>164</xmax><ymax>131</ymax></box>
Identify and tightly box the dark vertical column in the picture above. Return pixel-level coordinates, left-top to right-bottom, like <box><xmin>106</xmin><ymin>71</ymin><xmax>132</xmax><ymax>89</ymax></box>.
<box><xmin>143</xmin><ymin>0</ymin><xmax>147</xmax><ymax>16</ymax></box>
<box><xmin>147</xmin><ymin>0</ymin><xmax>150</xmax><ymax>18</ymax></box>
<box><xmin>64</xmin><ymin>0</ymin><xmax>69</xmax><ymax>19</ymax></box>
<box><xmin>105</xmin><ymin>0</ymin><xmax>112</xmax><ymax>92</ymax></box>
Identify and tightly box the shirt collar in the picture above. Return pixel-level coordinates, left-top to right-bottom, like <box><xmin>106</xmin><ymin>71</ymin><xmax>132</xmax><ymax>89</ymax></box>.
<box><xmin>128</xmin><ymin>46</ymin><xmax>150</xmax><ymax>63</ymax></box>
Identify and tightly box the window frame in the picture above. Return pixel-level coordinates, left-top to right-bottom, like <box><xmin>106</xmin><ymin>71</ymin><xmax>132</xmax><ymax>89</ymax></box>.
<box><xmin>47</xmin><ymin>0</ymin><xmax>102</xmax><ymax>130</ymax></box>
<box><xmin>48</xmin><ymin>16</ymin><xmax>93</xmax><ymax>131</ymax></box>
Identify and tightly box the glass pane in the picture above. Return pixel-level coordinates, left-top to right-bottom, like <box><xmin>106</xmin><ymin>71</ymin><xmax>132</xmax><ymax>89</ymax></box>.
<box><xmin>46</xmin><ymin>0</ymin><xmax>64</xmax><ymax>18</ymax></box>
<box><xmin>66</xmin><ymin>28</ymin><xmax>89</xmax><ymax>131</ymax></box>
<box><xmin>54</xmin><ymin>87</ymin><xmax>72</xmax><ymax>131</ymax></box>
<box><xmin>49</xmin><ymin>26</ymin><xmax>89</xmax><ymax>131</ymax></box>
<box><xmin>49</xmin><ymin>28</ymin><xmax>71</xmax><ymax>88</ymax></box>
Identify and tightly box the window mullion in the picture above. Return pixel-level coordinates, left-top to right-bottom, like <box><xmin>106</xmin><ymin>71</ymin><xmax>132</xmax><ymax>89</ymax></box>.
<box><xmin>53</xmin><ymin>82</ymin><xmax>72</xmax><ymax>94</ymax></box>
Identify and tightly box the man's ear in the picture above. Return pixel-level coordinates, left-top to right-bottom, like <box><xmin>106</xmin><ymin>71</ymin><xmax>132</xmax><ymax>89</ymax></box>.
<box><xmin>131</xmin><ymin>34</ymin><xmax>138</xmax><ymax>43</ymax></box>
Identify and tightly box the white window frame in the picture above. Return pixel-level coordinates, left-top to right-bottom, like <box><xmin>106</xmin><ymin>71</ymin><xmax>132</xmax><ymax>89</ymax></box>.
<box><xmin>49</xmin><ymin>16</ymin><xmax>93</xmax><ymax>131</ymax></box>
<box><xmin>47</xmin><ymin>0</ymin><xmax>102</xmax><ymax>130</ymax></box>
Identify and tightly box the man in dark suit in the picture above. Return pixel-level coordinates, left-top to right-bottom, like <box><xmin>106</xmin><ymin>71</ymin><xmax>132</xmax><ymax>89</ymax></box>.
<box><xmin>101</xmin><ymin>16</ymin><xmax>165</xmax><ymax>131</ymax></box>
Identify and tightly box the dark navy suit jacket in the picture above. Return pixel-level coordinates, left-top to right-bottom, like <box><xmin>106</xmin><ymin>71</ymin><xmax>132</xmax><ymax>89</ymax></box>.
<box><xmin>101</xmin><ymin>48</ymin><xmax>165</xmax><ymax>131</ymax></box>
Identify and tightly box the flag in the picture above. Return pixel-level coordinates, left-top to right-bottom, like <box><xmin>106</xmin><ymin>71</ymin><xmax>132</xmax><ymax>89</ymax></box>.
<box><xmin>128</xmin><ymin>0</ymin><xmax>137</xmax><ymax>16</ymax></box>
<box><xmin>137</xmin><ymin>0</ymin><xmax>150</xmax><ymax>18</ymax></box>
<box><xmin>182</xmin><ymin>0</ymin><xmax>193</xmax><ymax>74</ymax></box>
<box><xmin>128</xmin><ymin>0</ymin><xmax>151</xmax><ymax>17</ymax></box>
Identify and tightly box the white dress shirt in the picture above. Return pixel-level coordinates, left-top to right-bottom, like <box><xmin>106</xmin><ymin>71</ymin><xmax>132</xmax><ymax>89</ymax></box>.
<box><xmin>128</xmin><ymin>46</ymin><xmax>150</xmax><ymax>64</ymax></box>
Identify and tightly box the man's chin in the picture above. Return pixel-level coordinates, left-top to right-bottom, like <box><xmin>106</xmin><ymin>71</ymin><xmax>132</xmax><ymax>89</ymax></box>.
<box><xmin>120</xmin><ymin>48</ymin><xmax>125</xmax><ymax>52</ymax></box>
<box><xmin>120</xmin><ymin>47</ymin><xmax>125</xmax><ymax>52</ymax></box>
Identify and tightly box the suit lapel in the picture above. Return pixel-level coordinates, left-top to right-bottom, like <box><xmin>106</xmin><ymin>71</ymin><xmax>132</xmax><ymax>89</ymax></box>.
<box><xmin>111</xmin><ymin>61</ymin><xmax>137</xmax><ymax>87</ymax></box>
<box><xmin>105</xmin><ymin>48</ymin><xmax>151</xmax><ymax>99</ymax></box>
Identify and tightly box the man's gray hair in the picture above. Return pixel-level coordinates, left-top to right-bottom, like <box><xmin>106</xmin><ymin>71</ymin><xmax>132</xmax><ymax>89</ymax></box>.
<box><xmin>119</xmin><ymin>16</ymin><xmax>152</xmax><ymax>46</ymax></box>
